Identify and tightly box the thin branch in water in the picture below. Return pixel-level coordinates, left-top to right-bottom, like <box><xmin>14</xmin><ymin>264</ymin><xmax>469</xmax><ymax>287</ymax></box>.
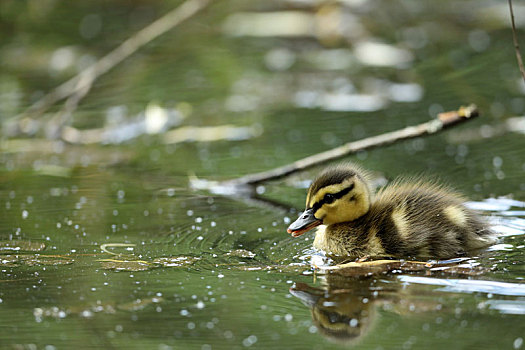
<box><xmin>9</xmin><ymin>0</ymin><xmax>211</xmax><ymax>136</ymax></box>
<box><xmin>221</xmin><ymin>104</ymin><xmax>479</xmax><ymax>187</ymax></box>
<box><xmin>509</xmin><ymin>0</ymin><xmax>525</xmax><ymax>83</ymax></box>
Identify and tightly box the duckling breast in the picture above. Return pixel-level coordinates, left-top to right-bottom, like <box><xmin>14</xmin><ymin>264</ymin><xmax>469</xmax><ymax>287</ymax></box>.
<box><xmin>313</xmin><ymin>223</ymin><xmax>371</xmax><ymax>257</ymax></box>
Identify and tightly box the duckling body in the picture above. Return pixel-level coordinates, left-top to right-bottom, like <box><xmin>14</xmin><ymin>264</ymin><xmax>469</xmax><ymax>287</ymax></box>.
<box><xmin>287</xmin><ymin>164</ymin><xmax>495</xmax><ymax>259</ymax></box>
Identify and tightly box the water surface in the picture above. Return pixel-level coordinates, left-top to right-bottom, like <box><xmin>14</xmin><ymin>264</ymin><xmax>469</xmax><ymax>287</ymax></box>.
<box><xmin>1</xmin><ymin>0</ymin><xmax>525</xmax><ymax>349</ymax></box>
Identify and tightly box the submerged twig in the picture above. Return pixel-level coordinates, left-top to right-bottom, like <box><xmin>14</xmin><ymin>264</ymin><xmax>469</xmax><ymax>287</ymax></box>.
<box><xmin>220</xmin><ymin>104</ymin><xmax>479</xmax><ymax>187</ymax></box>
<box><xmin>100</xmin><ymin>243</ymin><xmax>136</xmax><ymax>255</ymax></box>
<box><xmin>509</xmin><ymin>0</ymin><xmax>525</xmax><ymax>84</ymax></box>
<box><xmin>8</xmin><ymin>0</ymin><xmax>211</xmax><ymax>137</ymax></box>
<box><xmin>316</xmin><ymin>257</ymin><xmax>484</xmax><ymax>277</ymax></box>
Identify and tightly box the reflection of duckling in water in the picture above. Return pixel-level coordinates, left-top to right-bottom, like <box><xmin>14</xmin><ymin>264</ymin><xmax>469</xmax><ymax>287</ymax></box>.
<box><xmin>290</xmin><ymin>281</ymin><xmax>377</xmax><ymax>344</ymax></box>
<box><xmin>287</xmin><ymin>164</ymin><xmax>496</xmax><ymax>259</ymax></box>
<box><xmin>290</xmin><ymin>275</ymin><xmax>447</xmax><ymax>344</ymax></box>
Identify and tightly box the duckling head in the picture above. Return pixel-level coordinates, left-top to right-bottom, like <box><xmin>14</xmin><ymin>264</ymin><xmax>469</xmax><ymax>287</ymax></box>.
<box><xmin>287</xmin><ymin>165</ymin><xmax>371</xmax><ymax>237</ymax></box>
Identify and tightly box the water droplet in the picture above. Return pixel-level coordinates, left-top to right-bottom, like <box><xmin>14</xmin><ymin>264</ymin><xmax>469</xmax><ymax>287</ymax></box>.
<box><xmin>242</xmin><ymin>335</ymin><xmax>258</xmax><ymax>347</ymax></box>
<box><xmin>81</xmin><ymin>310</ymin><xmax>93</xmax><ymax>318</ymax></box>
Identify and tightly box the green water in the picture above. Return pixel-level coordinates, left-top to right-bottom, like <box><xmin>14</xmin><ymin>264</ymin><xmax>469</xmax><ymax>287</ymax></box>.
<box><xmin>1</xmin><ymin>0</ymin><xmax>525</xmax><ymax>349</ymax></box>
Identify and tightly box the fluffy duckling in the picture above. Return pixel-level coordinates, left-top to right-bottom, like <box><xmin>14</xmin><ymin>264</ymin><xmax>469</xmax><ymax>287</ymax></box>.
<box><xmin>287</xmin><ymin>164</ymin><xmax>495</xmax><ymax>258</ymax></box>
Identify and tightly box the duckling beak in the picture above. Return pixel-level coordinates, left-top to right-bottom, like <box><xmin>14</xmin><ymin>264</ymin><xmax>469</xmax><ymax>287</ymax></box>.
<box><xmin>287</xmin><ymin>208</ymin><xmax>322</xmax><ymax>237</ymax></box>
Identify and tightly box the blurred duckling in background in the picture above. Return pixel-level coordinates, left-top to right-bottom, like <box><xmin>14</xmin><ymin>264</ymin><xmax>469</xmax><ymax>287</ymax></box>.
<box><xmin>287</xmin><ymin>164</ymin><xmax>496</xmax><ymax>259</ymax></box>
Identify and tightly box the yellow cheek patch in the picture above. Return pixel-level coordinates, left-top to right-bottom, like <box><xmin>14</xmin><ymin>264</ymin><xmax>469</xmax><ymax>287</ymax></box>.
<box><xmin>391</xmin><ymin>207</ymin><xmax>410</xmax><ymax>239</ymax></box>
<box><xmin>315</xmin><ymin>207</ymin><xmax>327</xmax><ymax>220</ymax></box>
<box><xmin>443</xmin><ymin>206</ymin><xmax>467</xmax><ymax>227</ymax></box>
<box><xmin>307</xmin><ymin>179</ymin><xmax>354</xmax><ymax>208</ymax></box>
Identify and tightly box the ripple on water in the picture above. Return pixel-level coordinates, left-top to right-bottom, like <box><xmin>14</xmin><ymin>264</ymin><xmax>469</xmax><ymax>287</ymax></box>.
<box><xmin>479</xmin><ymin>299</ymin><xmax>525</xmax><ymax>315</ymax></box>
<box><xmin>398</xmin><ymin>276</ymin><xmax>525</xmax><ymax>296</ymax></box>
<box><xmin>464</xmin><ymin>197</ymin><xmax>525</xmax><ymax>237</ymax></box>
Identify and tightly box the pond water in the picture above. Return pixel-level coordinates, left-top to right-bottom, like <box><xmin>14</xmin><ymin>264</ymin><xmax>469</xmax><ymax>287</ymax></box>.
<box><xmin>1</xmin><ymin>0</ymin><xmax>525</xmax><ymax>349</ymax></box>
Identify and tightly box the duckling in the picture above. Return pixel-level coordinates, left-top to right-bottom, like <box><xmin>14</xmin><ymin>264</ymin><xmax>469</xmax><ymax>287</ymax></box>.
<box><xmin>287</xmin><ymin>164</ymin><xmax>496</xmax><ymax>259</ymax></box>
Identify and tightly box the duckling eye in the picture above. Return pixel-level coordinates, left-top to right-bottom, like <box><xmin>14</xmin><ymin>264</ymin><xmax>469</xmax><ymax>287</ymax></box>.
<box><xmin>324</xmin><ymin>193</ymin><xmax>335</xmax><ymax>203</ymax></box>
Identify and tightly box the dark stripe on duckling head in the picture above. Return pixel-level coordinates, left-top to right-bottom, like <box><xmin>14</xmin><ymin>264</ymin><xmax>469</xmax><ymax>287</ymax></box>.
<box><xmin>308</xmin><ymin>167</ymin><xmax>358</xmax><ymax>198</ymax></box>
<box><xmin>311</xmin><ymin>183</ymin><xmax>355</xmax><ymax>213</ymax></box>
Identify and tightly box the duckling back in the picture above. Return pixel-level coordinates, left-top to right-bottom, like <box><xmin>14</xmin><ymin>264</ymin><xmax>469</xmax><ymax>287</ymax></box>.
<box><xmin>366</xmin><ymin>180</ymin><xmax>495</xmax><ymax>258</ymax></box>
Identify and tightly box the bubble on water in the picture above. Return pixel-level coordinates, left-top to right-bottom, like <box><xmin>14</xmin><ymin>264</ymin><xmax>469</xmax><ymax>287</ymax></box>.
<box><xmin>242</xmin><ymin>335</ymin><xmax>257</xmax><ymax>347</ymax></box>
<box><xmin>224</xmin><ymin>330</ymin><xmax>233</xmax><ymax>339</ymax></box>
<box><xmin>80</xmin><ymin>310</ymin><xmax>93</xmax><ymax>318</ymax></box>
<box><xmin>515</xmin><ymin>338</ymin><xmax>523</xmax><ymax>349</ymax></box>
<box><xmin>284</xmin><ymin>314</ymin><xmax>293</xmax><ymax>322</ymax></box>
<box><xmin>187</xmin><ymin>210</ymin><xmax>194</xmax><ymax>216</ymax></box>
<box><xmin>196</xmin><ymin>301</ymin><xmax>205</xmax><ymax>309</ymax></box>
<box><xmin>117</xmin><ymin>190</ymin><xmax>125</xmax><ymax>199</ymax></box>
<box><xmin>493</xmin><ymin>156</ymin><xmax>503</xmax><ymax>168</ymax></box>
<box><xmin>22</xmin><ymin>210</ymin><xmax>28</xmax><ymax>219</ymax></box>
<box><xmin>180</xmin><ymin>309</ymin><xmax>189</xmax><ymax>316</ymax></box>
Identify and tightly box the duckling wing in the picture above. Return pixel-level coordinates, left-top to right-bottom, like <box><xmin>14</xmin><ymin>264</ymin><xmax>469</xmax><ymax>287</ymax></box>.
<box><xmin>370</xmin><ymin>181</ymin><xmax>493</xmax><ymax>258</ymax></box>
